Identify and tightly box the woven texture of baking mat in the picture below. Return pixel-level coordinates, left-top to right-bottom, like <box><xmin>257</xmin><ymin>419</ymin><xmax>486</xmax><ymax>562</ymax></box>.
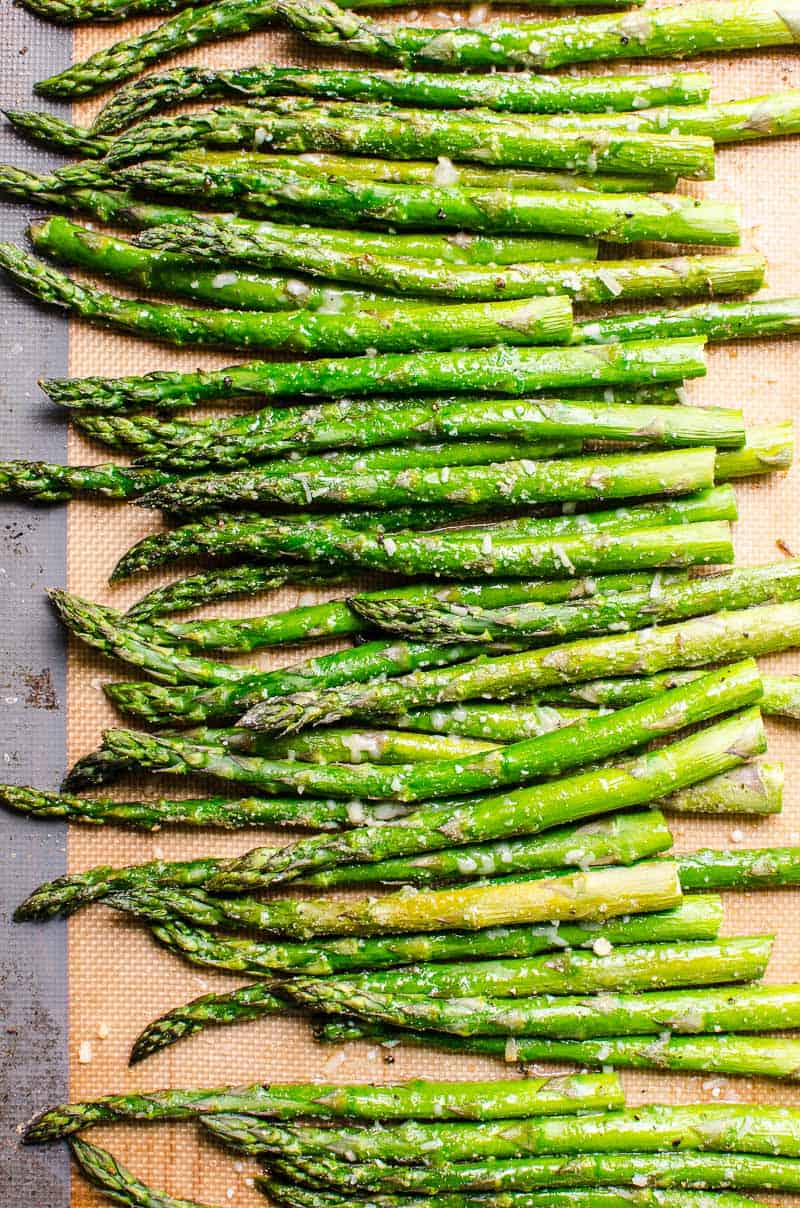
<box><xmin>55</xmin><ymin>4</ymin><xmax>800</xmax><ymax>1203</ymax></box>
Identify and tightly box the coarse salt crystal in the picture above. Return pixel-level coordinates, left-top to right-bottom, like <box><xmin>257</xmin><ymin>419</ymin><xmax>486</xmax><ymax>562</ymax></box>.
<box><xmin>78</xmin><ymin>1040</ymin><xmax>93</xmax><ymax>1064</ymax></box>
<box><xmin>592</xmin><ymin>937</ymin><xmax>613</xmax><ymax>957</ymax></box>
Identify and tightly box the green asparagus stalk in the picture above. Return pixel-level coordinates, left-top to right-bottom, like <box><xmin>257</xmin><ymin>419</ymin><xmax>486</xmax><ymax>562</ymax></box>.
<box><xmin>93</xmin><ymin>67</ymin><xmax>711</xmax><ymax>135</ymax></box>
<box><xmin>266</xmin><ymin>1149</ymin><xmax>800</xmax><ymax>1194</ymax></box>
<box><xmin>439</xmin><ymin>88</ymin><xmax>800</xmax><ymax>148</ymax></box>
<box><xmin>208</xmin><ymin>1102</ymin><xmax>800</xmax><ymax>1163</ymax></box>
<box><xmin>14</xmin><ymin>855</ymin><xmax>224</xmax><ymax>921</ymax></box>
<box><xmin>97</xmin><ymin>809</ymin><xmax>669</xmax><ymax>906</ymax></box>
<box><xmin>121</xmin><ymin>161</ymin><xmax>734</xmax><ymax>241</ymax></box>
<box><xmin>47</xmin><ymin>166</ymin><xmax>600</xmax><ymax>265</ymax></box>
<box><xmin>101</xmin><ymin>638</ymin><xmax>501</xmax><ymax>728</ymax></box>
<box><xmin>123</xmin><ymin>563</ymin><xmax>348</xmax><ymax>620</ymax></box>
<box><xmin>133</xmin><ymin>215</ymin><xmax>765</xmax><ymax>304</ymax></box>
<box><xmin>239</xmin><ymin>603</ymin><xmax>799</xmax><ymax>734</ymax></box>
<box><xmin>19</xmin><ymin>438</ymin><xmax>585</xmax><ymax>509</ymax></box>
<box><xmin>298</xmin><ymin>793</ymin><xmax>785</xmax><ymax>890</ymax></box>
<box><xmin>539</xmin><ymin>670</ymin><xmax>800</xmax><ymax>716</ymax></box>
<box><xmin>128</xmin><ymin>936</ymin><xmax>769</xmax><ymax>1063</ymax></box>
<box><xmin>300</xmin><ymin>936</ymin><xmax>773</xmax><ymax>1002</ymax></box>
<box><xmin>287</xmin><ymin>0</ymin><xmax>800</xmax><ymax>71</ymax></box>
<box><xmin>33</xmin><ymin>0</ymin><xmax>288</xmax><ymax>97</ymax></box>
<box><xmin>41</xmin><ymin>337</ymin><xmax>706</xmax><ymax>413</ymax></box>
<box><xmin>351</xmin><ymin>560</ymin><xmax>800</xmax><ymax>645</ymax></box>
<box><xmin>138</xmin><ymin>447</ymin><xmax>719</xmax><ymax>515</ymax></box>
<box><xmin>148</xmin><ymin>894</ymin><xmax>724</xmax><ymax>972</ymax></box>
<box><xmin>4</xmin><ymin>111</ymin><xmax>110</xmax><ymax>158</ymax></box>
<box><xmin>715</xmin><ymin>421</ymin><xmax>795</xmax><ymax>479</ymax></box>
<box><xmin>106</xmin><ymin>103</ymin><xmax>717</xmax><ymax>181</ymax></box>
<box><xmin>0</xmin><ymin>245</ymin><xmax>576</xmax><ymax>357</ymax></box>
<box><xmin>1</xmin><ymin>166</ymin><xmax>600</xmax><ymax>265</ymax></box>
<box><xmin>287</xmin><ymin>980</ymin><xmax>800</xmax><ymax>1041</ymax></box>
<box><xmin>679</xmin><ymin>847</ymin><xmax>800</xmax><ymax>892</ymax></box>
<box><xmin>92</xmin><ymin>395</ymin><xmax>719</xmax><ymax>472</ymax></box>
<box><xmin>24</xmin><ymin>1071</ymin><xmax>626</xmax><ymax>1142</ymax></box>
<box><xmin>23</xmin><ymin>0</ymin><xmax>643</xmax><ymax>27</ymax></box>
<box><xmin>154</xmin><ymin>859</ymin><xmax>687</xmax><ymax>940</ymax></box>
<box><xmin>114</xmin><ymin>518</ymin><xmax>732</xmax><ymax>584</ymax></box>
<box><xmin>147</xmin><ymin>898</ymin><xmax>725</xmax><ymax>971</ymax></box>
<box><xmin>262</xmin><ymin>1186</ymin><xmax>766</xmax><ymax>1208</ymax></box>
<box><xmin>28</xmin><ymin>216</ymin><xmax>388</xmax><ymax>315</ymax></box>
<box><xmin>104</xmin><ymin>663</ymin><xmax>762</xmax><ymax>806</ymax></box>
<box><xmin>209</xmin><ymin>688</ymin><xmax>765</xmax><ymax>889</ymax></box>
<box><xmin>0</xmin><ymin>460</ymin><xmax>171</xmax><ymax>503</ymax></box>
<box><xmin>130</xmin><ymin>983</ymin><xmax>292</xmax><ymax>1062</ymax></box>
<box><xmin>0</xmin><ymin>784</ymin><xmax>423</xmax><ymax>834</ymax></box>
<box><xmin>69</xmin><ymin>1139</ymin><xmax>213</xmax><ymax>1208</ymax></box>
<box><xmin>315</xmin><ymin>1022</ymin><xmax>800</xmax><ymax>1082</ymax></box>
<box><xmin>51</xmin><ymin>590</ymin><xmax>490</xmax><ymax>692</ymax></box>
<box><xmin>128</xmin><ymin>572</ymin><xmax>685</xmax><ymax>653</ymax></box>
<box><xmin>577</xmin><ymin>298</ymin><xmax>800</xmax><ymax>347</ymax></box>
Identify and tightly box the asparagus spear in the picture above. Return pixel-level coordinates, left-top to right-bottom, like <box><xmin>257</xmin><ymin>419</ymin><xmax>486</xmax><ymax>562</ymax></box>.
<box><xmin>302</xmin><ymin>936</ymin><xmax>773</xmax><ymax>1001</ymax></box>
<box><xmin>539</xmin><ymin>670</ymin><xmax>800</xmax><ymax>716</ymax></box>
<box><xmin>4</xmin><ymin>111</ymin><xmax>110</xmax><ymax>158</ymax></box>
<box><xmin>0</xmin><ymin>245</ymin><xmax>576</xmax><ymax>357</ymax></box>
<box><xmin>0</xmin><ymin>460</ymin><xmax>171</xmax><ymax>503</ymax></box>
<box><xmin>208</xmin><ymin>1102</ymin><xmax>800</xmax><ymax>1162</ymax></box>
<box><xmin>239</xmin><ymin>603</ymin><xmax>800</xmax><ymax>734</ymax></box>
<box><xmin>288</xmin><ymin>0</ymin><xmax>800</xmax><ymax>71</ymax></box>
<box><xmin>31</xmin><ymin>0</ymin><xmax>304</xmax><ymax>97</ymax></box>
<box><xmin>297</xmin><ymin>794</ymin><xmax>786</xmax><ymax>891</ymax></box>
<box><xmin>24</xmin><ymin>1072</ymin><xmax>626</xmax><ymax>1142</ymax></box>
<box><xmin>103</xmin><ymin>663</ymin><xmax>761</xmax><ymax>805</ymax></box>
<box><xmin>13</xmin><ymin>436</ymin><xmax>584</xmax><ymax>509</ymax></box>
<box><xmin>121</xmin><ymin>898</ymin><xmax>739</xmax><ymax>1053</ymax></box>
<box><xmin>128</xmin><ymin>937</ymin><xmax>769</xmax><ymax>1062</ymax></box>
<box><xmin>23</xmin><ymin>0</ymin><xmax>643</xmax><ymax>26</ymax></box>
<box><xmin>208</xmin><ymin>693</ymin><xmax>766</xmax><ymax>889</ymax></box>
<box><xmin>266</xmin><ymin>1150</ymin><xmax>800</xmax><ymax>1193</ymax></box>
<box><xmin>147</xmin><ymin>859</ymin><xmax>688</xmax><ymax>940</ymax></box>
<box><xmin>121</xmin><ymin>162</ymin><xmax>734</xmax><ymax>241</ymax></box>
<box><xmin>123</xmin><ymin>563</ymin><xmax>348</xmax><ymax>620</ymax></box>
<box><xmin>577</xmin><ymin>298</ymin><xmax>800</xmax><ymax>347</ymax></box>
<box><xmin>148</xmin><ymin>893</ymin><xmax>724</xmax><ymax>969</ymax></box>
<box><xmin>138</xmin><ymin>447</ymin><xmax>720</xmax><ymax>515</ymax></box>
<box><xmin>105</xmin><ymin>103</ymin><xmax>717</xmax><ymax>180</ymax></box>
<box><xmin>15</xmin><ymin>855</ymin><xmax>224</xmax><ymax>921</ymax></box>
<box><xmin>82</xmin><ymin>391</ymin><xmax>703</xmax><ymax>472</ymax></box>
<box><xmin>41</xmin><ymin>337</ymin><xmax>707</xmax><ymax>413</ymax></box>
<box><xmin>679</xmin><ymin>848</ymin><xmax>800</xmax><ymax>892</ymax></box>
<box><xmin>2</xmin><ymin>167</ymin><xmax>601</xmax><ymax>265</ymax></box>
<box><xmin>715</xmin><ymin>421</ymin><xmax>795</xmax><ymax>479</ymax></box>
<box><xmin>101</xmin><ymin>639</ymin><xmax>502</xmax><ymax>728</ymax></box>
<box><xmin>133</xmin><ymin>215</ymin><xmax>764</xmax><ymax>304</ymax></box>
<box><xmin>0</xmin><ymin>784</ymin><xmax>422</xmax><ymax>833</ymax></box>
<box><xmin>98</xmin><ymin>809</ymin><xmax>669</xmax><ymax>911</ymax></box>
<box><xmin>69</xmin><ymin>1139</ymin><xmax>213</xmax><ymax>1208</ymax></box>
<box><xmin>316</xmin><ymin>1023</ymin><xmax>800</xmax><ymax>1082</ymax></box>
<box><xmin>263</xmin><ymin>1186</ymin><xmax>766</xmax><ymax>1208</ymax></box>
<box><xmin>114</xmin><ymin>518</ymin><xmax>733</xmax><ymax>584</ymax></box>
<box><xmin>51</xmin><ymin>590</ymin><xmax>493</xmax><ymax>691</ymax></box>
<box><xmin>93</xmin><ymin>67</ymin><xmax>712</xmax><ymax>135</ymax></box>
<box><xmin>29</xmin><ymin>216</ymin><xmax>388</xmax><ymax>315</ymax></box>
<box><xmin>287</xmin><ymin>980</ymin><xmax>800</xmax><ymax>1041</ymax></box>
<box><xmin>130</xmin><ymin>570</ymin><xmax>693</xmax><ymax>653</ymax></box>
<box><xmin>435</xmin><ymin>88</ymin><xmax>800</xmax><ymax>148</ymax></box>
<box><xmin>351</xmin><ymin>560</ymin><xmax>800</xmax><ymax>644</ymax></box>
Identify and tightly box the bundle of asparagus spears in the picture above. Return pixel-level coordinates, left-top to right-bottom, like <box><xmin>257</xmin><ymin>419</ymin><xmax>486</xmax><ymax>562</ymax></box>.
<box><xmin>24</xmin><ymin>1079</ymin><xmax>800</xmax><ymax>1207</ymax></box>
<box><xmin>5</xmin><ymin>2</ymin><xmax>800</xmax><ymax>1207</ymax></box>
